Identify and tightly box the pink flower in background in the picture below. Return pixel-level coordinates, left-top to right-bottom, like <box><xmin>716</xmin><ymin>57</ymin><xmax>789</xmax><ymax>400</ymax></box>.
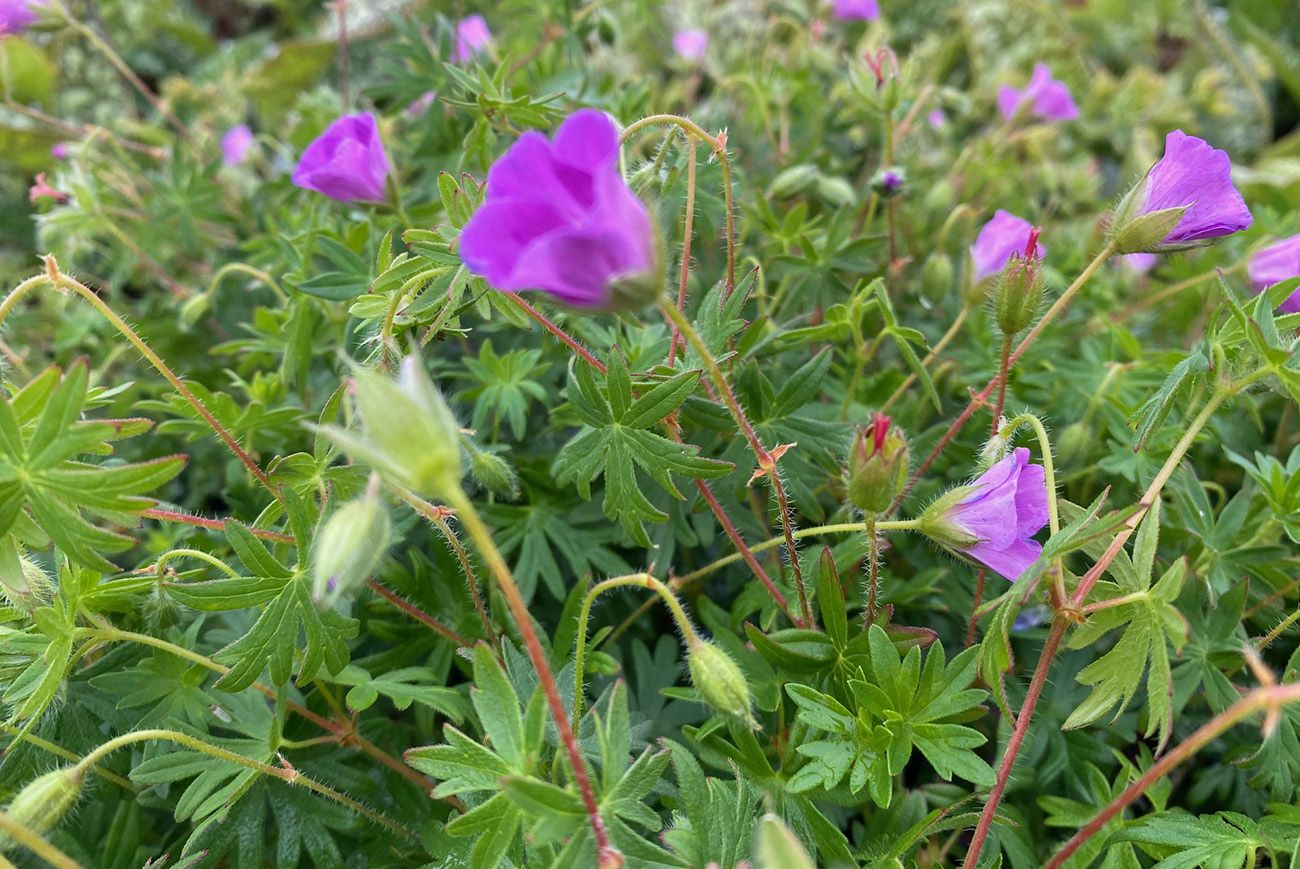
<box><xmin>1138</xmin><ymin>131</ymin><xmax>1252</xmax><ymax>246</ymax></box>
<box><xmin>459</xmin><ymin>109</ymin><xmax>655</xmax><ymax>309</ymax></box>
<box><xmin>221</xmin><ymin>124</ymin><xmax>254</xmax><ymax>167</ymax></box>
<box><xmin>405</xmin><ymin>90</ymin><xmax>437</xmax><ymax>118</ymax></box>
<box><xmin>453</xmin><ymin>15</ymin><xmax>492</xmax><ymax>63</ymax></box>
<box><xmin>970</xmin><ymin>210</ymin><xmax>1045</xmax><ymax>283</ymax></box>
<box><xmin>997</xmin><ymin>64</ymin><xmax>1078</xmax><ymax>122</ymax></box>
<box><xmin>0</xmin><ymin>0</ymin><xmax>43</xmax><ymax>35</ymax></box>
<box><xmin>50</xmin><ymin>142</ymin><xmax>70</xmax><ymax>160</ymax></box>
<box><xmin>672</xmin><ymin>29</ymin><xmax>708</xmax><ymax>62</ymax></box>
<box><xmin>1121</xmin><ymin>253</ymin><xmax>1157</xmax><ymax>274</ymax></box>
<box><xmin>832</xmin><ymin>0</ymin><xmax>879</xmax><ymax>21</ymax></box>
<box><xmin>927</xmin><ymin>108</ymin><xmax>947</xmax><ymax>129</ymax></box>
<box><xmin>29</xmin><ymin>172</ymin><xmax>67</xmax><ymax>205</ymax></box>
<box><xmin>292</xmin><ymin>113</ymin><xmax>391</xmax><ymax>203</ymax></box>
<box><xmin>1247</xmin><ymin>234</ymin><xmax>1300</xmax><ymax>314</ymax></box>
<box><xmin>935</xmin><ymin>448</ymin><xmax>1049</xmax><ymax>582</ymax></box>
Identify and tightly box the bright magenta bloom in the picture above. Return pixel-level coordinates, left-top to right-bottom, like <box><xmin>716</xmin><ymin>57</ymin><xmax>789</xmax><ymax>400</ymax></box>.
<box><xmin>943</xmin><ymin>448</ymin><xmax>1049</xmax><ymax>582</ymax></box>
<box><xmin>997</xmin><ymin>64</ymin><xmax>1078</xmax><ymax>122</ymax></box>
<box><xmin>221</xmin><ymin>125</ymin><xmax>254</xmax><ymax>167</ymax></box>
<box><xmin>1247</xmin><ymin>234</ymin><xmax>1300</xmax><ymax>314</ymax></box>
<box><xmin>453</xmin><ymin>15</ymin><xmax>492</xmax><ymax>63</ymax></box>
<box><xmin>459</xmin><ymin>109</ymin><xmax>655</xmax><ymax>309</ymax></box>
<box><xmin>970</xmin><ymin>210</ymin><xmax>1045</xmax><ymax>283</ymax></box>
<box><xmin>0</xmin><ymin>0</ymin><xmax>42</xmax><ymax>35</ymax></box>
<box><xmin>291</xmin><ymin>113</ymin><xmax>391</xmax><ymax>203</ymax></box>
<box><xmin>1139</xmin><ymin>131</ymin><xmax>1252</xmax><ymax>245</ymax></box>
<box><xmin>832</xmin><ymin>0</ymin><xmax>879</xmax><ymax>20</ymax></box>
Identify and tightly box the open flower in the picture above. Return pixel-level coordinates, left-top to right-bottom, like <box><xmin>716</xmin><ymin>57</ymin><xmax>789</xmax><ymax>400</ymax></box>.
<box><xmin>1247</xmin><ymin>234</ymin><xmax>1300</xmax><ymax>314</ymax></box>
<box><xmin>0</xmin><ymin>0</ymin><xmax>43</xmax><ymax>35</ymax></box>
<box><xmin>1110</xmin><ymin>130</ymin><xmax>1252</xmax><ymax>253</ymax></box>
<box><xmin>970</xmin><ymin>210</ymin><xmax>1046</xmax><ymax>284</ymax></box>
<box><xmin>459</xmin><ymin>109</ymin><xmax>657</xmax><ymax>309</ymax></box>
<box><xmin>997</xmin><ymin>64</ymin><xmax>1078</xmax><ymax>123</ymax></box>
<box><xmin>453</xmin><ymin>15</ymin><xmax>492</xmax><ymax>63</ymax></box>
<box><xmin>221</xmin><ymin>124</ymin><xmax>254</xmax><ymax>167</ymax></box>
<box><xmin>672</xmin><ymin>29</ymin><xmax>708</xmax><ymax>62</ymax></box>
<box><xmin>832</xmin><ymin>0</ymin><xmax>879</xmax><ymax>21</ymax></box>
<box><xmin>920</xmin><ymin>447</ymin><xmax>1049</xmax><ymax>582</ymax></box>
<box><xmin>291</xmin><ymin>113</ymin><xmax>391</xmax><ymax>203</ymax></box>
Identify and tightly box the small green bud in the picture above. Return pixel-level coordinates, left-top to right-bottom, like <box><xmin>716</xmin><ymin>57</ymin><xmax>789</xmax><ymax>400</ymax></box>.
<box><xmin>978</xmin><ymin>418</ymin><xmax>1010</xmax><ymax>470</ymax></box>
<box><xmin>687</xmin><ymin>639</ymin><xmax>755</xmax><ymax>727</ymax></box>
<box><xmin>993</xmin><ymin>228</ymin><xmax>1044</xmax><ymax>336</ymax></box>
<box><xmin>920</xmin><ymin>253</ymin><xmax>954</xmax><ymax>303</ymax></box>
<box><xmin>0</xmin><ymin>766</ymin><xmax>83</xmax><ymax>852</ymax></box>
<box><xmin>768</xmin><ymin>164</ymin><xmax>818</xmax><ymax>198</ymax></box>
<box><xmin>0</xmin><ymin>557</ymin><xmax>54</xmax><ymax>613</ymax></box>
<box><xmin>179</xmin><ymin>292</ymin><xmax>212</xmax><ymax>327</ymax></box>
<box><xmin>815</xmin><ymin>174</ymin><xmax>856</xmax><ymax>208</ymax></box>
<box><xmin>1057</xmin><ymin>420</ymin><xmax>1092</xmax><ymax>462</ymax></box>
<box><xmin>467</xmin><ymin>445</ymin><xmax>519</xmax><ymax>500</ymax></box>
<box><xmin>755</xmin><ymin>813</ymin><xmax>816</xmax><ymax>869</ymax></box>
<box><xmin>311</xmin><ymin>482</ymin><xmax>391</xmax><ymax>608</ymax></box>
<box><xmin>846</xmin><ymin>413</ymin><xmax>909</xmax><ymax>515</ymax></box>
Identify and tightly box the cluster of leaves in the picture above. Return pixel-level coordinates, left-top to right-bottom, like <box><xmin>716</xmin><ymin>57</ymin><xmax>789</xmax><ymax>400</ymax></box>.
<box><xmin>0</xmin><ymin>0</ymin><xmax>1298</xmax><ymax>868</ymax></box>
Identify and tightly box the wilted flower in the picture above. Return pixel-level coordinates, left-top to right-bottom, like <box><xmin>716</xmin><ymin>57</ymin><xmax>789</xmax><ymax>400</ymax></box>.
<box><xmin>919</xmin><ymin>447</ymin><xmax>1049</xmax><ymax>582</ymax></box>
<box><xmin>1247</xmin><ymin>234</ymin><xmax>1300</xmax><ymax>314</ymax></box>
<box><xmin>832</xmin><ymin>0</ymin><xmax>879</xmax><ymax>21</ymax></box>
<box><xmin>453</xmin><ymin>14</ymin><xmax>492</xmax><ymax>63</ymax></box>
<box><xmin>672</xmin><ymin>29</ymin><xmax>708</xmax><ymax>61</ymax></box>
<box><xmin>970</xmin><ymin>210</ymin><xmax>1046</xmax><ymax>284</ymax></box>
<box><xmin>0</xmin><ymin>0</ymin><xmax>43</xmax><ymax>35</ymax></box>
<box><xmin>459</xmin><ymin>109</ymin><xmax>657</xmax><ymax>309</ymax></box>
<box><xmin>846</xmin><ymin>413</ymin><xmax>908</xmax><ymax>514</ymax></box>
<box><xmin>221</xmin><ymin>124</ymin><xmax>254</xmax><ymax>167</ymax></box>
<box><xmin>1110</xmin><ymin>130</ymin><xmax>1252</xmax><ymax>253</ymax></box>
<box><xmin>997</xmin><ymin>64</ymin><xmax>1078</xmax><ymax>123</ymax></box>
<box><xmin>291</xmin><ymin>112</ymin><xmax>391</xmax><ymax>203</ymax></box>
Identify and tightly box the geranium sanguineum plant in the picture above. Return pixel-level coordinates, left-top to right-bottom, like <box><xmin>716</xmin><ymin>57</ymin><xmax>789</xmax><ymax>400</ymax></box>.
<box><xmin>292</xmin><ymin>113</ymin><xmax>391</xmax><ymax>203</ymax></box>
<box><xmin>919</xmin><ymin>447</ymin><xmax>1050</xmax><ymax>582</ymax></box>
<box><xmin>1248</xmin><ymin>234</ymin><xmax>1300</xmax><ymax>313</ymax></box>
<box><xmin>1109</xmin><ymin>130</ymin><xmax>1252</xmax><ymax>253</ymax></box>
<box><xmin>997</xmin><ymin>64</ymin><xmax>1078</xmax><ymax>123</ymax></box>
<box><xmin>459</xmin><ymin>109</ymin><xmax>658</xmax><ymax>309</ymax></box>
<box><xmin>220</xmin><ymin>124</ymin><xmax>253</xmax><ymax>167</ymax></box>
<box><xmin>0</xmin><ymin>0</ymin><xmax>43</xmax><ymax>35</ymax></box>
<box><xmin>970</xmin><ymin>210</ymin><xmax>1045</xmax><ymax>284</ymax></box>
<box><xmin>453</xmin><ymin>15</ymin><xmax>492</xmax><ymax>63</ymax></box>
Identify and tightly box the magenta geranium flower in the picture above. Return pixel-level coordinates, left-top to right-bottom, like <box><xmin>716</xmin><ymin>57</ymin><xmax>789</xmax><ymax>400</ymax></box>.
<box><xmin>1247</xmin><ymin>234</ymin><xmax>1300</xmax><ymax>314</ymax></box>
<box><xmin>291</xmin><ymin>113</ymin><xmax>391</xmax><ymax>203</ymax></box>
<box><xmin>832</xmin><ymin>0</ymin><xmax>879</xmax><ymax>21</ymax></box>
<box><xmin>459</xmin><ymin>109</ymin><xmax>656</xmax><ymax>309</ymax></box>
<box><xmin>970</xmin><ymin>210</ymin><xmax>1046</xmax><ymax>283</ymax></box>
<box><xmin>0</xmin><ymin>0</ymin><xmax>43</xmax><ymax>35</ymax></box>
<box><xmin>453</xmin><ymin>15</ymin><xmax>492</xmax><ymax>63</ymax></box>
<box><xmin>672</xmin><ymin>29</ymin><xmax>708</xmax><ymax>61</ymax></box>
<box><xmin>221</xmin><ymin>124</ymin><xmax>254</xmax><ymax>167</ymax></box>
<box><xmin>997</xmin><ymin>64</ymin><xmax>1078</xmax><ymax>123</ymax></box>
<box><xmin>1114</xmin><ymin>130</ymin><xmax>1252</xmax><ymax>251</ymax></box>
<box><xmin>923</xmin><ymin>447</ymin><xmax>1049</xmax><ymax>582</ymax></box>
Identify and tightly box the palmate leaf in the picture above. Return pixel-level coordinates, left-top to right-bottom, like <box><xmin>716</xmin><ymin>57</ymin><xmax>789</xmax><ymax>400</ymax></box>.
<box><xmin>553</xmin><ymin>353</ymin><xmax>733</xmax><ymax>546</ymax></box>
<box><xmin>0</xmin><ymin>362</ymin><xmax>185</xmax><ymax>570</ymax></box>
<box><xmin>165</xmin><ymin>521</ymin><xmax>355</xmax><ymax>691</ymax></box>
<box><xmin>1111</xmin><ymin>811</ymin><xmax>1294</xmax><ymax>869</ymax></box>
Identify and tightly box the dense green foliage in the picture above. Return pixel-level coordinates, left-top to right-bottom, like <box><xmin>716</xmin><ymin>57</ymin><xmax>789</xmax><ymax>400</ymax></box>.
<box><xmin>2</xmin><ymin>1</ymin><xmax>1300</xmax><ymax>867</ymax></box>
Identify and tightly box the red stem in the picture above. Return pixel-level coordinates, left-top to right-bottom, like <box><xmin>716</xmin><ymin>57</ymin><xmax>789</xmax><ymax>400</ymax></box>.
<box><xmin>694</xmin><ymin>479</ymin><xmax>793</xmax><ymax>618</ymax></box>
<box><xmin>366</xmin><ymin>581</ymin><xmax>472</xmax><ymax>647</ymax></box>
<box><xmin>508</xmin><ymin>295</ymin><xmax>606</xmax><ymax>372</ymax></box>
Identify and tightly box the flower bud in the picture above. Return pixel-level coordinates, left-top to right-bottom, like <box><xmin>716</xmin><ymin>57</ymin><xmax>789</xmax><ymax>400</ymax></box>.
<box><xmin>179</xmin><ymin>293</ymin><xmax>212</xmax><ymax>327</ymax></box>
<box><xmin>846</xmin><ymin>413</ymin><xmax>908</xmax><ymax>515</ymax></box>
<box><xmin>0</xmin><ymin>557</ymin><xmax>54</xmax><ymax>613</ymax></box>
<box><xmin>324</xmin><ymin>356</ymin><xmax>463</xmax><ymax>497</ymax></box>
<box><xmin>978</xmin><ymin>418</ymin><xmax>1010</xmax><ymax>469</ymax></box>
<box><xmin>920</xmin><ymin>253</ymin><xmax>953</xmax><ymax>303</ymax></box>
<box><xmin>755</xmin><ymin>813</ymin><xmax>816</xmax><ymax>869</ymax></box>
<box><xmin>871</xmin><ymin>167</ymin><xmax>906</xmax><ymax>199</ymax></box>
<box><xmin>1108</xmin><ymin>203</ymin><xmax>1186</xmax><ymax>255</ymax></box>
<box><xmin>993</xmin><ymin>228</ymin><xmax>1045</xmax><ymax>336</ymax></box>
<box><xmin>768</xmin><ymin>164</ymin><xmax>819</xmax><ymax>198</ymax></box>
<box><xmin>468</xmin><ymin>445</ymin><xmax>519</xmax><ymax>500</ymax></box>
<box><xmin>687</xmin><ymin>639</ymin><xmax>755</xmax><ymax>727</ymax></box>
<box><xmin>311</xmin><ymin>484</ymin><xmax>391</xmax><ymax>608</ymax></box>
<box><xmin>0</xmin><ymin>766</ymin><xmax>83</xmax><ymax>851</ymax></box>
<box><xmin>1056</xmin><ymin>420</ymin><xmax>1092</xmax><ymax>463</ymax></box>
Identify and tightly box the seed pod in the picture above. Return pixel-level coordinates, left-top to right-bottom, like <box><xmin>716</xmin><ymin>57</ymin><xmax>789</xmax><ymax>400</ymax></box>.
<box><xmin>0</xmin><ymin>766</ymin><xmax>83</xmax><ymax>852</ymax></box>
<box><xmin>687</xmin><ymin>639</ymin><xmax>755</xmax><ymax>727</ymax></box>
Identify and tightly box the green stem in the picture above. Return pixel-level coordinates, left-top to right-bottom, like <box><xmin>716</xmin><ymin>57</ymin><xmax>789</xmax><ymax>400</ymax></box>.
<box><xmin>151</xmin><ymin>548</ymin><xmax>240</xmax><ymax>579</ymax></box>
<box><xmin>999</xmin><ymin>414</ymin><xmax>1060</xmax><ymax>536</ymax></box>
<box><xmin>0</xmin><ymin>813</ymin><xmax>81</xmax><ymax>869</ymax></box>
<box><xmin>572</xmin><ymin>573</ymin><xmax>699</xmax><ymax>730</ymax></box>
<box><xmin>0</xmin><ymin>724</ymin><xmax>135</xmax><ymax>791</ymax></box>
<box><xmin>72</xmin><ymin>729</ymin><xmax>415</xmax><ymax>842</ymax></box>
<box><xmin>204</xmin><ymin>263</ymin><xmax>287</xmax><ymax>304</ymax></box>
<box><xmin>863</xmin><ymin>516</ymin><xmax>880</xmax><ymax>626</ymax></box>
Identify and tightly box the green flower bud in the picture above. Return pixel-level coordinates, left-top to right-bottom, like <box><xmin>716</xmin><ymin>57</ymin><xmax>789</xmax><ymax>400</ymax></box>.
<box><xmin>687</xmin><ymin>639</ymin><xmax>755</xmax><ymax>727</ymax></box>
<box><xmin>920</xmin><ymin>253</ymin><xmax>954</xmax><ymax>303</ymax></box>
<box><xmin>321</xmin><ymin>356</ymin><xmax>463</xmax><ymax>498</ymax></box>
<box><xmin>1057</xmin><ymin>420</ymin><xmax>1092</xmax><ymax>463</ymax></box>
<box><xmin>993</xmin><ymin>229</ymin><xmax>1045</xmax><ymax>336</ymax></box>
<box><xmin>0</xmin><ymin>557</ymin><xmax>53</xmax><ymax>613</ymax></box>
<box><xmin>179</xmin><ymin>292</ymin><xmax>212</xmax><ymax>328</ymax></box>
<box><xmin>768</xmin><ymin>164</ymin><xmax>818</xmax><ymax>198</ymax></box>
<box><xmin>846</xmin><ymin>413</ymin><xmax>909</xmax><ymax>515</ymax></box>
<box><xmin>755</xmin><ymin>813</ymin><xmax>816</xmax><ymax>869</ymax></box>
<box><xmin>467</xmin><ymin>445</ymin><xmax>519</xmax><ymax>500</ymax></box>
<box><xmin>0</xmin><ymin>766</ymin><xmax>83</xmax><ymax>852</ymax></box>
<box><xmin>311</xmin><ymin>485</ymin><xmax>391</xmax><ymax>609</ymax></box>
<box><xmin>815</xmin><ymin>174</ymin><xmax>856</xmax><ymax>208</ymax></box>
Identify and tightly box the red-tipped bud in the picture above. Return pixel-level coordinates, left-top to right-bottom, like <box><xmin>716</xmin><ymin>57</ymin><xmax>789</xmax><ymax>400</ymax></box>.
<box><xmin>846</xmin><ymin>414</ymin><xmax>909</xmax><ymax>515</ymax></box>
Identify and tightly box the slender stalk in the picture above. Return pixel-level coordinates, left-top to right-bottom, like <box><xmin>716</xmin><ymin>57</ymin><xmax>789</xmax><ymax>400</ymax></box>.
<box><xmin>72</xmin><ymin>729</ymin><xmax>415</xmax><ymax>841</ymax></box>
<box><xmin>333</xmin><ymin>0</ymin><xmax>351</xmax><ymax>111</ymax></box>
<box><xmin>964</xmin><ymin>570</ymin><xmax>988</xmax><ymax>647</ymax></box>
<box><xmin>204</xmin><ymin>263</ymin><xmax>288</xmax><ymax>304</ymax></box>
<box><xmin>0</xmin><ymin>724</ymin><xmax>135</xmax><ymax>791</ymax></box>
<box><xmin>442</xmin><ymin>488</ymin><xmax>619</xmax><ymax>866</ymax></box>
<box><xmin>141</xmin><ymin>507</ymin><xmax>294</xmax><ymax>543</ymax></box>
<box><xmin>1257</xmin><ymin>607</ymin><xmax>1300</xmax><ymax>651</ymax></box>
<box><xmin>900</xmin><ymin>242</ymin><xmax>1115</xmax><ymax>508</ymax></box>
<box><xmin>366</xmin><ymin>581</ymin><xmax>471</xmax><ymax>647</ymax></box>
<box><xmin>1045</xmin><ymin>683</ymin><xmax>1300</xmax><ymax>868</ymax></box>
<box><xmin>693</xmin><ymin>478</ymin><xmax>793</xmax><ymax>620</ymax></box>
<box><xmin>398</xmin><ymin>489</ymin><xmax>496</xmax><ymax>644</ymax></box>
<box><xmin>880</xmin><ymin>305</ymin><xmax>969</xmax><ymax>414</ymax></box>
<box><xmin>668</xmin><ymin>136</ymin><xmax>699</xmax><ymax>365</ymax></box>
<box><xmin>507</xmin><ymin>294</ymin><xmax>606</xmax><ymax>372</ymax></box>
<box><xmin>863</xmin><ymin>516</ymin><xmax>880</xmax><ymax>626</ymax></box>
<box><xmin>572</xmin><ymin>573</ymin><xmax>699</xmax><ymax>730</ymax></box>
<box><xmin>150</xmin><ymin>548</ymin><xmax>240</xmax><ymax>578</ymax></box>
<box><xmin>658</xmin><ymin>298</ymin><xmax>812</xmax><ymax>626</ymax></box>
<box><xmin>0</xmin><ymin>813</ymin><xmax>81</xmax><ymax>869</ymax></box>
<box><xmin>990</xmin><ymin>335</ymin><xmax>1013</xmax><ymax>432</ymax></box>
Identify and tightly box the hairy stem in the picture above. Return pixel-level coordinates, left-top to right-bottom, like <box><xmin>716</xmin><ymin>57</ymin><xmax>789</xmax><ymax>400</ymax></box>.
<box><xmin>0</xmin><ymin>812</ymin><xmax>81</xmax><ymax>869</ymax></box>
<box><xmin>668</xmin><ymin>136</ymin><xmax>699</xmax><ymax>365</ymax></box>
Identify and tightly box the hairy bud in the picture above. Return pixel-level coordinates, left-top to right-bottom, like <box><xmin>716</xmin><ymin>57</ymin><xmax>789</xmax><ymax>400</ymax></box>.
<box><xmin>687</xmin><ymin>639</ymin><xmax>755</xmax><ymax>727</ymax></box>
<box><xmin>0</xmin><ymin>767</ymin><xmax>83</xmax><ymax>852</ymax></box>
<box><xmin>311</xmin><ymin>481</ymin><xmax>391</xmax><ymax>608</ymax></box>
<box><xmin>0</xmin><ymin>556</ymin><xmax>54</xmax><ymax>613</ymax></box>
<box><xmin>993</xmin><ymin>228</ymin><xmax>1045</xmax><ymax>336</ymax></box>
<box><xmin>846</xmin><ymin>413</ymin><xmax>908</xmax><ymax>515</ymax></box>
<box><xmin>755</xmin><ymin>813</ymin><xmax>816</xmax><ymax>869</ymax></box>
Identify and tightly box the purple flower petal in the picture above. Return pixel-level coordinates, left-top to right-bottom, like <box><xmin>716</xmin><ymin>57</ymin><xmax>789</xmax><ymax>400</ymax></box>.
<box><xmin>941</xmin><ymin>447</ymin><xmax>1050</xmax><ymax>582</ymax></box>
<box><xmin>1247</xmin><ymin>234</ymin><xmax>1300</xmax><ymax>313</ymax></box>
<box><xmin>0</xmin><ymin>0</ymin><xmax>42</xmax><ymax>35</ymax></box>
<box><xmin>292</xmin><ymin>113</ymin><xmax>391</xmax><ymax>203</ymax></box>
<box><xmin>970</xmin><ymin>210</ymin><xmax>1046</xmax><ymax>282</ymax></box>
<box><xmin>672</xmin><ymin>29</ymin><xmax>708</xmax><ymax>61</ymax></box>
<box><xmin>966</xmin><ymin>537</ymin><xmax>1042</xmax><ymax>584</ymax></box>
<box><xmin>832</xmin><ymin>0</ymin><xmax>880</xmax><ymax>20</ymax></box>
<box><xmin>221</xmin><ymin>124</ymin><xmax>254</xmax><ymax>167</ymax></box>
<box><xmin>998</xmin><ymin>64</ymin><xmax>1077</xmax><ymax>122</ymax></box>
<box><xmin>1141</xmin><ymin>130</ymin><xmax>1252</xmax><ymax>244</ymax></box>
<box><xmin>453</xmin><ymin>15</ymin><xmax>492</xmax><ymax>63</ymax></box>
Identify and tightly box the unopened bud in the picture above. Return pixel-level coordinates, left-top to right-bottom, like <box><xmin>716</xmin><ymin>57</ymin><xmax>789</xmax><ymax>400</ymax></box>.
<box><xmin>920</xmin><ymin>254</ymin><xmax>954</xmax><ymax>303</ymax></box>
<box><xmin>755</xmin><ymin>813</ymin><xmax>815</xmax><ymax>869</ymax></box>
<box><xmin>978</xmin><ymin>418</ymin><xmax>1010</xmax><ymax>469</ymax></box>
<box><xmin>311</xmin><ymin>483</ymin><xmax>391</xmax><ymax>608</ymax></box>
<box><xmin>768</xmin><ymin>164</ymin><xmax>818</xmax><ymax>198</ymax></box>
<box><xmin>993</xmin><ymin>229</ymin><xmax>1045</xmax><ymax>336</ymax></box>
<box><xmin>0</xmin><ymin>766</ymin><xmax>83</xmax><ymax>852</ymax></box>
<box><xmin>1057</xmin><ymin>420</ymin><xmax>1092</xmax><ymax>462</ymax></box>
<box><xmin>0</xmin><ymin>557</ymin><xmax>53</xmax><ymax>613</ymax></box>
<box><xmin>179</xmin><ymin>293</ymin><xmax>212</xmax><ymax>327</ymax></box>
<box><xmin>846</xmin><ymin>413</ymin><xmax>908</xmax><ymax>515</ymax></box>
<box><xmin>871</xmin><ymin>167</ymin><xmax>906</xmax><ymax>199</ymax></box>
<box><xmin>468</xmin><ymin>445</ymin><xmax>519</xmax><ymax>500</ymax></box>
<box><xmin>687</xmin><ymin>639</ymin><xmax>755</xmax><ymax>727</ymax></box>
